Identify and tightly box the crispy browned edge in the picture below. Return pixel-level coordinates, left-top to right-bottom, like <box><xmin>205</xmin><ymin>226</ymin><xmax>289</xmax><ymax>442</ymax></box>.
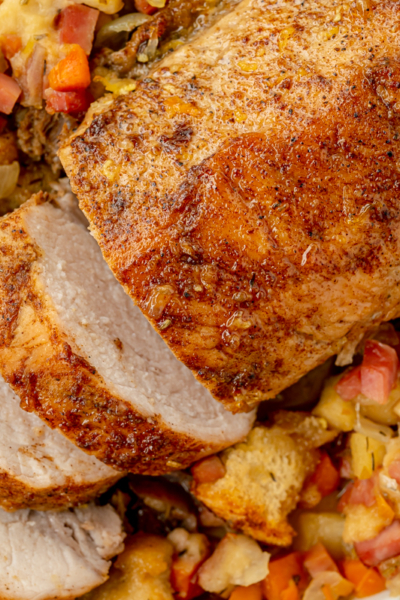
<box><xmin>0</xmin><ymin>470</ymin><xmax>120</xmax><ymax>512</ymax></box>
<box><xmin>0</xmin><ymin>193</ymin><xmax>231</xmax><ymax>474</ymax></box>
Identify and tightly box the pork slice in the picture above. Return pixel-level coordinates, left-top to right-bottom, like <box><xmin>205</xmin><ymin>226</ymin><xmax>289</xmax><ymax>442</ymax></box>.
<box><xmin>61</xmin><ymin>0</ymin><xmax>400</xmax><ymax>413</ymax></box>
<box><xmin>0</xmin><ymin>502</ymin><xmax>125</xmax><ymax>600</ymax></box>
<box><xmin>0</xmin><ymin>192</ymin><xmax>254</xmax><ymax>473</ymax></box>
<box><xmin>0</xmin><ymin>372</ymin><xmax>121</xmax><ymax>511</ymax></box>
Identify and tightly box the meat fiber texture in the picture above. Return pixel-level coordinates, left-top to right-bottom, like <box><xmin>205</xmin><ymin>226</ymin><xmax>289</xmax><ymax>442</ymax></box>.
<box><xmin>0</xmin><ymin>192</ymin><xmax>253</xmax><ymax>472</ymax></box>
<box><xmin>0</xmin><ymin>371</ymin><xmax>121</xmax><ymax>511</ymax></box>
<box><xmin>61</xmin><ymin>0</ymin><xmax>400</xmax><ymax>414</ymax></box>
<box><xmin>0</xmin><ymin>502</ymin><xmax>125</xmax><ymax>600</ymax></box>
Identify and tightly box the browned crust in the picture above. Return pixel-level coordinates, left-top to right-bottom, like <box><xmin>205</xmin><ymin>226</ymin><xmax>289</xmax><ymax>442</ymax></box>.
<box><xmin>0</xmin><ymin>194</ymin><xmax>228</xmax><ymax>473</ymax></box>
<box><xmin>61</xmin><ymin>0</ymin><xmax>400</xmax><ymax>413</ymax></box>
<box><xmin>0</xmin><ymin>469</ymin><xmax>120</xmax><ymax>512</ymax></box>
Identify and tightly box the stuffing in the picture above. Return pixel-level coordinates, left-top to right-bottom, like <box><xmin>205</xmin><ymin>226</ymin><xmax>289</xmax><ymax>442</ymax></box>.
<box><xmin>191</xmin><ymin>413</ymin><xmax>337</xmax><ymax>546</ymax></box>
<box><xmin>82</xmin><ymin>532</ymin><xmax>174</xmax><ymax>600</ymax></box>
<box><xmin>197</xmin><ymin>533</ymin><xmax>270</xmax><ymax>594</ymax></box>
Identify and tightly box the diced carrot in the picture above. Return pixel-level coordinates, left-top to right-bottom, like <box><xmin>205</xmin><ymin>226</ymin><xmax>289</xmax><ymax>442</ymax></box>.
<box><xmin>191</xmin><ymin>455</ymin><xmax>226</xmax><ymax>484</ymax></box>
<box><xmin>0</xmin><ymin>34</ymin><xmax>22</xmax><ymax>60</ymax></box>
<box><xmin>262</xmin><ymin>552</ymin><xmax>308</xmax><ymax>600</ymax></box>
<box><xmin>342</xmin><ymin>559</ymin><xmax>386</xmax><ymax>598</ymax></box>
<box><xmin>229</xmin><ymin>583</ymin><xmax>263</xmax><ymax>600</ymax></box>
<box><xmin>303</xmin><ymin>544</ymin><xmax>339</xmax><ymax>578</ymax></box>
<box><xmin>48</xmin><ymin>45</ymin><xmax>91</xmax><ymax>92</ymax></box>
<box><xmin>134</xmin><ymin>0</ymin><xmax>158</xmax><ymax>14</ymax></box>
<box><xmin>281</xmin><ymin>580</ymin><xmax>300</xmax><ymax>600</ymax></box>
<box><xmin>309</xmin><ymin>453</ymin><xmax>340</xmax><ymax>498</ymax></box>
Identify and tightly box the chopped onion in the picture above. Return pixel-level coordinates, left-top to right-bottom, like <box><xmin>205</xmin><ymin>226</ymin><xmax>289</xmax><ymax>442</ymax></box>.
<box><xmin>147</xmin><ymin>0</ymin><xmax>166</xmax><ymax>6</ymax></box>
<box><xmin>144</xmin><ymin>35</ymin><xmax>159</xmax><ymax>60</ymax></box>
<box><xmin>95</xmin><ymin>13</ymin><xmax>151</xmax><ymax>47</ymax></box>
<box><xmin>0</xmin><ymin>162</ymin><xmax>20</xmax><ymax>199</ymax></box>
<box><xmin>78</xmin><ymin>0</ymin><xmax>124</xmax><ymax>15</ymax></box>
<box><xmin>354</xmin><ymin>415</ymin><xmax>394</xmax><ymax>444</ymax></box>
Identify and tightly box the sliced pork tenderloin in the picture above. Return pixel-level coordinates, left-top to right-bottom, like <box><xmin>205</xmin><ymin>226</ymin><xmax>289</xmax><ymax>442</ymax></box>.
<box><xmin>0</xmin><ymin>193</ymin><xmax>254</xmax><ymax>473</ymax></box>
<box><xmin>0</xmin><ymin>372</ymin><xmax>121</xmax><ymax>511</ymax></box>
<box><xmin>0</xmin><ymin>502</ymin><xmax>125</xmax><ymax>600</ymax></box>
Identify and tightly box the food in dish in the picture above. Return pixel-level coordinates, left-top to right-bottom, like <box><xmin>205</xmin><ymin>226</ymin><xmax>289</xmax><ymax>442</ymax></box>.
<box><xmin>1</xmin><ymin>0</ymin><xmax>400</xmax><ymax>598</ymax></box>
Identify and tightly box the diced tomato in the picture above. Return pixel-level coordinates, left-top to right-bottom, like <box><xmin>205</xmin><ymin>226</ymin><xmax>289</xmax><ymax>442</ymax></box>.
<box><xmin>336</xmin><ymin>340</ymin><xmax>399</xmax><ymax>404</ymax></box>
<box><xmin>337</xmin><ymin>477</ymin><xmax>377</xmax><ymax>512</ymax></box>
<box><xmin>262</xmin><ymin>552</ymin><xmax>308</xmax><ymax>600</ymax></box>
<box><xmin>342</xmin><ymin>559</ymin><xmax>386</xmax><ymax>597</ymax></box>
<box><xmin>309</xmin><ymin>453</ymin><xmax>340</xmax><ymax>498</ymax></box>
<box><xmin>134</xmin><ymin>0</ymin><xmax>158</xmax><ymax>14</ymax></box>
<box><xmin>45</xmin><ymin>88</ymin><xmax>92</xmax><ymax>115</ymax></box>
<box><xmin>303</xmin><ymin>543</ymin><xmax>339</xmax><ymax>578</ymax></box>
<box><xmin>388</xmin><ymin>458</ymin><xmax>400</xmax><ymax>484</ymax></box>
<box><xmin>355</xmin><ymin>520</ymin><xmax>400</xmax><ymax>566</ymax></box>
<box><xmin>229</xmin><ymin>583</ymin><xmax>263</xmax><ymax>600</ymax></box>
<box><xmin>0</xmin><ymin>73</ymin><xmax>21</xmax><ymax>114</ymax></box>
<box><xmin>48</xmin><ymin>45</ymin><xmax>91</xmax><ymax>92</ymax></box>
<box><xmin>58</xmin><ymin>4</ymin><xmax>99</xmax><ymax>55</ymax></box>
<box><xmin>0</xmin><ymin>34</ymin><xmax>22</xmax><ymax>60</ymax></box>
<box><xmin>335</xmin><ymin>366</ymin><xmax>362</xmax><ymax>400</ymax></box>
<box><xmin>191</xmin><ymin>455</ymin><xmax>226</xmax><ymax>484</ymax></box>
<box><xmin>361</xmin><ymin>340</ymin><xmax>399</xmax><ymax>404</ymax></box>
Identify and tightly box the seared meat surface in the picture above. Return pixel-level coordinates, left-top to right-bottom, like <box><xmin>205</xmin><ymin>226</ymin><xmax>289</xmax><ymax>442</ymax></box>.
<box><xmin>62</xmin><ymin>0</ymin><xmax>400</xmax><ymax>413</ymax></box>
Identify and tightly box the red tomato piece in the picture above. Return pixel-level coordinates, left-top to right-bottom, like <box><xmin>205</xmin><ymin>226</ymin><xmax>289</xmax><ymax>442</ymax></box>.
<box><xmin>335</xmin><ymin>366</ymin><xmax>362</xmax><ymax>400</ymax></box>
<box><xmin>338</xmin><ymin>477</ymin><xmax>377</xmax><ymax>512</ymax></box>
<box><xmin>303</xmin><ymin>543</ymin><xmax>339</xmax><ymax>578</ymax></box>
<box><xmin>58</xmin><ymin>4</ymin><xmax>99</xmax><ymax>55</ymax></box>
<box><xmin>134</xmin><ymin>0</ymin><xmax>159</xmax><ymax>14</ymax></box>
<box><xmin>355</xmin><ymin>520</ymin><xmax>400</xmax><ymax>567</ymax></box>
<box><xmin>45</xmin><ymin>88</ymin><xmax>92</xmax><ymax>115</ymax></box>
<box><xmin>191</xmin><ymin>455</ymin><xmax>226</xmax><ymax>484</ymax></box>
<box><xmin>0</xmin><ymin>73</ymin><xmax>21</xmax><ymax>114</ymax></box>
<box><xmin>388</xmin><ymin>458</ymin><xmax>400</xmax><ymax>484</ymax></box>
<box><xmin>361</xmin><ymin>340</ymin><xmax>399</xmax><ymax>404</ymax></box>
<box><xmin>0</xmin><ymin>34</ymin><xmax>22</xmax><ymax>60</ymax></box>
<box><xmin>309</xmin><ymin>453</ymin><xmax>340</xmax><ymax>497</ymax></box>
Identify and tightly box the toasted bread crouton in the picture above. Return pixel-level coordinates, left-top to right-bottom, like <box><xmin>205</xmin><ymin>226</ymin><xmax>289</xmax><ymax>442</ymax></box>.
<box><xmin>83</xmin><ymin>533</ymin><xmax>174</xmax><ymax>600</ymax></box>
<box><xmin>191</xmin><ymin>412</ymin><xmax>337</xmax><ymax>546</ymax></box>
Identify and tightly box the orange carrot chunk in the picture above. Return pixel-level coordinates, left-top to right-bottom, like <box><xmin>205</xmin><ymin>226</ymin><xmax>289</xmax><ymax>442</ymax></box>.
<box><xmin>48</xmin><ymin>44</ymin><xmax>91</xmax><ymax>92</ymax></box>
<box><xmin>229</xmin><ymin>583</ymin><xmax>263</xmax><ymax>600</ymax></box>
<box><xmin>309</xmin><ymin>452</ymin><xmax>340</xmax><ymax>498</ymax></box>
<box><xmin>342</xmin><ymin>559</ymin><xmax>386</xmax><ymax>598</ymax></box>
<box><xmin>262</xmin><ymin>552</ymin><xmax>308</xmax><ymax>600</ymax></box>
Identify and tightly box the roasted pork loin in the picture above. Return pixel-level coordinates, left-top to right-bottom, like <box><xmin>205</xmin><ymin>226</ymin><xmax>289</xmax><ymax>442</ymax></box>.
<box><xmin>0</xmin><ymin>502</ymin><xmax>124</xmax><ymax>600</ymax></box>
<box><xmin>0</xmin><ymin>193</ymin><xmax>253</xmax><ymax>472</ymax></box>
<box><xmin>61</xmin><ymin>0</ymin><xmax>400</xmax><ymax>413</ymax></box>
<box><xmin>0</xmin><ymin>372</ymin><xmax>120</xmax><ymax>511</ymax></box>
